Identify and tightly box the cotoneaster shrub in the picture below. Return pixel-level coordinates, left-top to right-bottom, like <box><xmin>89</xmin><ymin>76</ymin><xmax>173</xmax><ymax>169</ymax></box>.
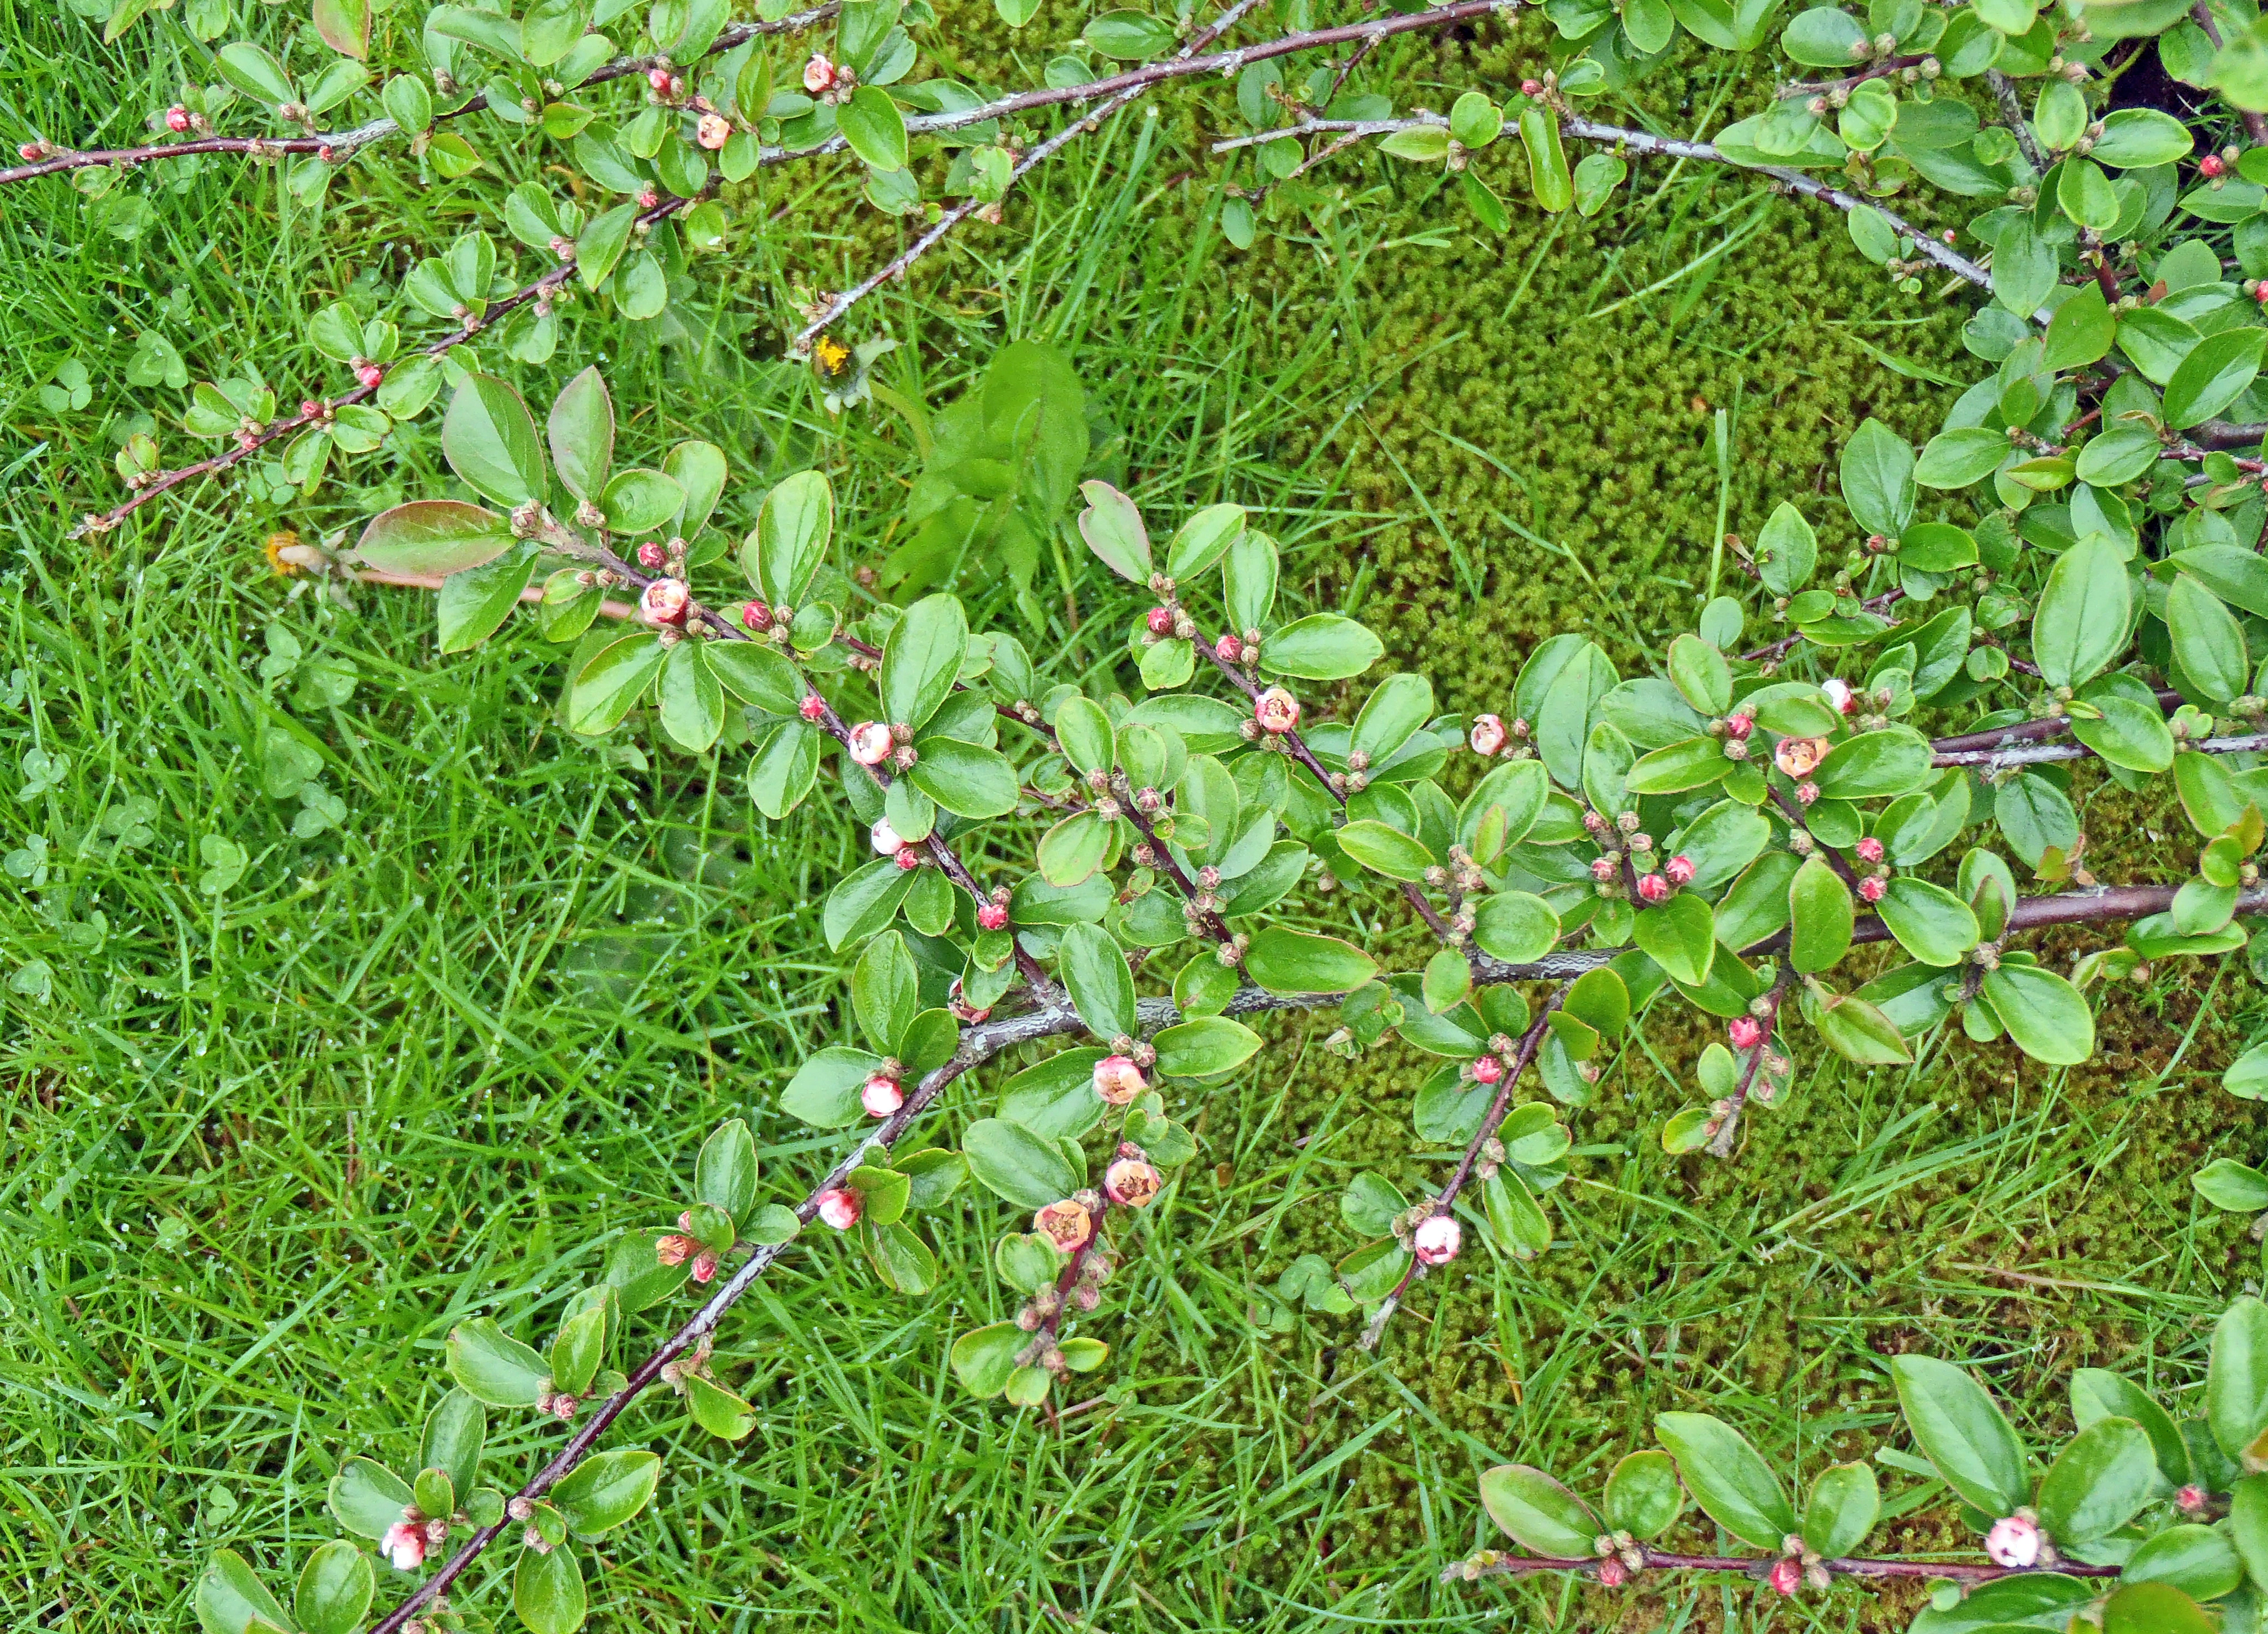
<box><xmin>26</xmin><ymin>0</ymin><xmax>2268</xmax><ymax>1628</ymax></box>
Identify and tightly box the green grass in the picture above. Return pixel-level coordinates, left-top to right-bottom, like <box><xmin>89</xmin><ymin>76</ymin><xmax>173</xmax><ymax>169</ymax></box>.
<box><xmin>6</xmin><ymin>3</ymin><xmax>2268</xmax><ymax>1632</ymax></box>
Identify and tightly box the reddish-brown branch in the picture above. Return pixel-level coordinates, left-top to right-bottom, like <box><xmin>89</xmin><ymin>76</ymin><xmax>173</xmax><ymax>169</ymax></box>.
<box><xmin>1705</xmin><ymin>966</ymin><xmax>1790</xmax><ymax>1159</ymax></box>
<box><xmin>351</xmin><ymin>567</ymin><xmax>635</xmax><ymax>620</ymax></box>
<box><xmin>539</xmin><ymin>529</ymin><xmax>1057</xmax><ymax>997</ymax></box>
<box><xmin>0</xmin><ymin>3</ymin><xmax>839</xmax><ymax>186</ymax></box>
<box><xmin>1360</xmin><ymin>989</ymin><xmax>1563</xmax><ymax>1349</ymax></box>
<box><xmin>1452</xmin><ymin>1546</ymin><xmax>2122</xmax><ymax>1587</ymax></box>
<box><xmin>70</xmin><ymin>192</ymin><xmax>693</xmax><ymax>540</ymax></box>
<box><xmin>364</xmin><ymin>990</ymin><xmax>1068</xmax><ymax>1634</ymax></box>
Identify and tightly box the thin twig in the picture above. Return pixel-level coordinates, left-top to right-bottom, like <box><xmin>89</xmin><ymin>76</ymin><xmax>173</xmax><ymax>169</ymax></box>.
<box><xmin>1359</xmin><ymin>986</ymin><xmax>1565</xmax><ymax>1349</ymax></box>
<box><xmin>69</xmin><ymin>192</ymin><xmax>695</xmax><ymax>540</ymax></box>
<box><xmin>1705</xmin><ymin>966</ymin><xmax>1790</xmax><ymax>1159</ymax></box>
<box><xmin>790</xmin><ymin>0</ymin><xmax>1284</xmax><ymax>350</ymax></box>
<box><xmin>1188</xmin><ymin>622</ymin><xmax>1460</xmax><ymax>942</ymax></box>
<box><xmin>1776</xmin><ymin>55</ymin><xmax>1929</xmax><ymax>99</ymax></box>
<box><xmin>1214</xmin><ymin>113</ymin><xmax>1996</xmax><ymax>296</ymax></box>
<box><xmin>1986</xmin><ymin>69</ymin><xmax>2051</xmax><ymax>174</ymax></box>
<box><xmin>0</xmin><ymin>4</ymin><xmax>840</xmax><ymax>186</ymax></box>
<box><xmin>1450</xmin><ymin>1546</ymin><xmax>2121</xmax><ymax>1587</ymax></box>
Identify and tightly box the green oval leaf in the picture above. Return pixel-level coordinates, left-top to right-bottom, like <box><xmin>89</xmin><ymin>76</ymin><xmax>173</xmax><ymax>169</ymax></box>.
<box><xmin>1890</xmin><ymin>1353</ymin><xmax>2029</xmax><ymax>1515</ymax></box>
<box><xmin>1477</xmin><ymin>1464</ymin><xmax>1600</xmax><ymax>1556</ymax></box>
<box><xmin>512</xmin><ymin>1541</ymin><xmax>586</xmax><ymax>1634</ymax></box>
<box><xmin>1654</xmin><ymin>1412</ymin><xmax>1795</xmax><ymax>1549</ymax></box>
<box><xmin>355</xmin><ymin>499</ymin><xmax>513</xmax><ymax>576</ymax></box>
<box><xmin>1243</xmin><ymin>926</ymin><xmax>1379</xmax><ymax>995</ymax></box>
<box><xmin>441</xmin><ymin>373</ymin><xmax>547</xmax><ymax>506</ymax></box>
<box><xmin>1259</xmin><ymin>614</ymin><xmax>1384</xmax><ymax>681</ymax></box>
<box><xmin>552</xmin><ymin>1448</ymin><xmax>661</xmax><ymax>1537</ymax></box>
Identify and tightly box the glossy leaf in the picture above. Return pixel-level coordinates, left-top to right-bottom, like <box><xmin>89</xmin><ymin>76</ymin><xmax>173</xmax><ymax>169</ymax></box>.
<box><xmin>1654</xmin><ymin>1412</ymin><xmax>1795</xmax><ymax>1549</ymax></box>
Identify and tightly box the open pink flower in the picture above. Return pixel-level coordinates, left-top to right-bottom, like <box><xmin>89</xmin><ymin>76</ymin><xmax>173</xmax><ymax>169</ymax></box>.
<box><xmin>1034</xmin><ymin>1198</ymin><xmax>1094</xmax><ymax>1251</ymax></box>
<box><xmin>1253</xmin><ymin>687</ymin><xmax>1300</xmax><ymax>735</ymax></box>
<box><xmin>1105</xmin><ymin>1157</ymin><xmax>1161</xmax><ymax>1207</ymax></box>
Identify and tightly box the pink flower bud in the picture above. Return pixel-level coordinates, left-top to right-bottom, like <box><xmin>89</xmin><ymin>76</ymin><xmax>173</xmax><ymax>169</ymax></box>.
<box><xmin>1520</xmin><ymin>78</ymin><xmax>1545</xmax><ymax>97</ymax></box>
<box><xmin>1636</xmin><ymin>872</ymin><xmax>1670</xmax><ymax>903</ymax></box>
<box><xmin>655</xmin><ymin>1233</ymin><xmax>697</xmax><ymax>1266</ymax></box>
<box><xmin>1105</xmin><ymin>1156</ymin><xmax>1162</xmax><ymax>1207</ymax></box>
<box><xmin>894</xmin><ymin>844</ymin><xmax>923</xmax><ymax>871</ymax></box>
<box><xmin>1768</xmin><ymin>1557</ymin><xmax>1801</xmax><ymax>1597</ymax></box>
<box><xmin>696</xmin><ymin>114</ymin><xmax>732</xmax><ymax>150</ymax></box>
<box><xmin>690</xmin><ymin>1250</ymin><xmax>719</xmax><ymax>1282</ymax></box>
<box><xmin>1412</xmin><ymin>1214</ymin><xmax>1461</xmax><ymax>1266</ymax></box>
<box><xmin>1034</xmin><ymin>1198</ymin><xmax>1094</xmax><ymax>1251</ymax></box>
<box><xmin>637</xmin><ymin>186</ymin><xmax>660</xmax><ymax>209</ymax></box>
<box><xmin>948</xmin><ymin>976</ymin><xmax>990</xmax><ymax>1023</ymax></box>
<box><xmin>1984</xmin><ymin>1513</ymin><xmax>2042</xmax><ymax>1569</ymax></box>
<box><xmin>1584</xmin><ymin>810</ymin><xmax>1611</xmax><ymax>836</ymax></box>
<box><xmin>301</xmin><ymin>399</ymin><xmax>323</xmax><ymax>419</ymax></box>
<box><xmin>817</xmin><ymin>1187</ymin><xmax>862</xmax><ymax>1230</ymax></box>
<box><xmin>1795</xmin><ymin>780</ymin><xmax>1819</xmax><ymax>806</ymax></box>
<box><xmin>848</xmin><ymin>721</ymin><xmax>893</xmax><ymax>764</ymax></box>
<box><xmin>799</xmin><ymin>694</ymin><xmax>825</xmax><ymax>722</ymax></box>
<box><xmin>18</xmin><ymin>142</ymin><xmax>42</xmax><ymax>161</ymax></box>
<box><xmin>803</xmin><ymin>52</ymin><xmax>837</xmax><ymax>93</ymax></box>
<box><xmin>870</xmin><ymin>816</ymin><xmax>903</xmax><ymax>855</ymax></box>
<box><xmin>1822</xmin><ymin>677</ymin><xmax>1856</xmax><ymax>715</ymax></box>
<box><xmin>1092</xmin><ymin>1053</ymin><xmax>1146</xmax><ymax>1105</ymax></box>
<box><xmin>1253</xmin><ymin>686</ymin><xmax>1301</xmax><ymax>735</ymax></box>
<box><xmin>1774</xmin><ymin>736</ymin><xmax>1830</xmax><ymax>779</ymax></box>
<box><xmin>1215</xmin><ymin>632</ymin><xmax>1242</xmax><ymax>662</ymax></box>
<box><xmin>648</xmin><ymin>67</ymin><xmax>673</xmax><ymax>93</ymax></box>
<box><xmin>1590</xmin><ymin>856</ymin><xmax>1618</xmax><ymax>883</ymax></box>
<box><xmin>861</xmin><ymin>1073</ymin><xmax>904</xmax><ymax>1118</ymax></box>
<box><xmin>1471</xmin><ymin>1056</ymin><xmax>1504</xmax><ymax>1085</ymax></box>
<box><xmin>637</xmin><ymin>540</ymin><xmax>666</xmax><ymax>569</ymax></box>
<box><xmin>1856</xmin><ymin>836</ymin><xmax>1885</xmax><ymax>863</ymax></box>
<box><xmin>1597</xmin><ymin>1556</ymin><xmax>1629</xmax><ymax>1588</ymax></box>
<box><xmin>2178</xmin><ymin>1483</ymin><xmax>2209</xmax><ymax>1513</ymax></box>
<box><xmin>1728</xmin><ymin>1016</ymin><xmax>1763</xmax><ymax>1051</ymax></box>
<box><xmin>1664</xmin><ymin>854</ymin><xmax>1696</xmax><ymax>886</ymax></box>
<box><xmin>356</xmin><ymin>362</ymin><xmax>384</xmax><ymax>389</ymax></box>
<box><xmin>1858</xmin><ymin>875</ymin><xmax>1886</xmax><ymax>902</ymax></box>
<box><xmin>978</xmin><ymin>903</ymin><xmax>1009</xmax><ymax>931</ymax></box>
<box><xmin>383</xmin><ymin>1520</ymin><xmax>427</xmax><ymax>1572</ymax></box>
<box><xmin>1146</xmin><ymin>606</ymin><xmax>1175</xmax><ymax>636</ymax></box>
<box><xmin>640</xmin><ymin>577</ymin><xmax>690</xmax><ymax>626</ymax></box>
<box><xmin>741</xmin><ymin>599</ymin><xmax>772</xmax><ymax>631</ymax></box>
<box><xmin>1723</xmin><ymin>712</ymin><xmax>1753</xmax><ymax>740</ymax></box>
<box><xmin>165</xmin><ymin>105</ymin><xmax>192</xmax><ymax>133</ymax></box>
<box><xmin>1469</xmin><ymin>713</ymin><xmax>1508</xmax><ymax>756</ymax></box>
<box><xmin>2203</xmin><ymin>153</ymin><xmax>2228</xmax><ymax>177</ymax></box>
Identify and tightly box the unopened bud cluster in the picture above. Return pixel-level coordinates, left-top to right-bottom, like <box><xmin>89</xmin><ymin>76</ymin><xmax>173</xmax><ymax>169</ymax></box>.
<box><xmin>1583</xmin><ymin>807</ymin><xmax>1693</xmax><ymax>908</ymax></box>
